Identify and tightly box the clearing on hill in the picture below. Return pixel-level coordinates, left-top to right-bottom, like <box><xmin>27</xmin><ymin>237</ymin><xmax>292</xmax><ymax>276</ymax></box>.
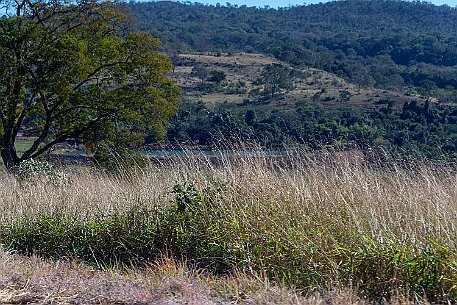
<box><xmin>171</xmin><ymin>52</ymin><xmax>430</xmax><ymax>112</ymax></box>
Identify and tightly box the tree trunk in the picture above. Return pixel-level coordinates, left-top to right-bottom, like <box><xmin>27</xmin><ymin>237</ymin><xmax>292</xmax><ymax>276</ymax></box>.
<box><xmin>1</xmin><ymin>145</ymin><xmax>18</xmax><ymax>172</ymax></box>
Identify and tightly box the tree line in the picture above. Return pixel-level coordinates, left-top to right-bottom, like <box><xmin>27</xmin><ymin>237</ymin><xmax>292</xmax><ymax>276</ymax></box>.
<box><xmin>164</xmin><ymin>100</ymin><xmax>457</xmax><ymax>160</ymax></box>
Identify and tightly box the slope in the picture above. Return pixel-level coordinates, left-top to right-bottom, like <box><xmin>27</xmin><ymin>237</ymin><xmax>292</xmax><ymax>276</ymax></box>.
<box><xmin>127</xmin><ymin>0</ymin><xmax>457</xmax><ymax>103</ymax></box>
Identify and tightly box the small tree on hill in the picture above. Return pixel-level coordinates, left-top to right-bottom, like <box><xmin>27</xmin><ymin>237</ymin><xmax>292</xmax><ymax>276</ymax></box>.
<box><xmin>0</xmin><ymin>0</ymin><xmax>181</xmax><ymax>170</ymax></box>
<box><xmin>208</xmin><ymin>70</ymin><xmax>226</xmax><ymax>84</ymax></box>
<box><xmin>256</xmin><ymin>64</ymin><xmax>292</xmax><ymax>98</ymax></box>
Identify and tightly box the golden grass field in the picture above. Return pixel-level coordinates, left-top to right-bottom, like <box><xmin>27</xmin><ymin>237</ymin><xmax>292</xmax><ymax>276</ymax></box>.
<box><xmin>0</xmin><ymin>150</ymin><xmax>456</xmax><ymax>304</ymax></box>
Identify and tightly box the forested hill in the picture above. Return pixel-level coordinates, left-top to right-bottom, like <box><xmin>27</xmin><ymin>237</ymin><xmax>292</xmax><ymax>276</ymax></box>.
<box><xmin>128</xmin><ymin>0</ymin><xmax>457</xmax><ymax>102</ymax></box>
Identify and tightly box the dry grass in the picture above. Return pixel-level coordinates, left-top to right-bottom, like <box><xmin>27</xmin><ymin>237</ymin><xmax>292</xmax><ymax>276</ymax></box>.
<box><xmin>0</xmin><ymin>150</ymin><xmax>456</xmax><ymax>303</ymax></box>
<box><xmin>172</xmin><ymin>52</ymin><xmax>429</xmax><ymax>110</ymax></box>
<box><xmin>3</xmin><ymin>151</ymin><xmax>454</xmax><ymax>246</ymax></box>
<box><xmin>0</xmin><ymin>248</ymin><xmax>216</xmax><ymax>304</ymax></box>
<box><xmin>0</xmin><ymin>249</ymin><xmax>423</xmax><ymax>304</ymax></box>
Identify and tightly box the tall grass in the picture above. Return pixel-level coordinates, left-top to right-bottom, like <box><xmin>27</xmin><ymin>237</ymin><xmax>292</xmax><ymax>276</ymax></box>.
<box><xmin>0</xmin><ymin>150</ymin><xmax>456</xmax><ymax>303</ymax></box>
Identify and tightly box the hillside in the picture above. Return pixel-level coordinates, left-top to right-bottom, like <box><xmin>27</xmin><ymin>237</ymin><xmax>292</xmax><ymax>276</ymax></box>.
<box><xmin>172</xmin><ymin>52</ymin><xmax>429</xmax><ymax>111</ymax></box>
<box><xmin>158</xmin><ymin>51</ymin><xmax>457</xmax><ymax>159</ymax></box>
<box><xmin>127</xmin><ymin>0</ymin><xmax>457</xmax><ymax>103</ymax></box>
<box><xmin>122</xmin><ymin>0</ymin><xmax>457</xmax><ymax>158</ymax></box>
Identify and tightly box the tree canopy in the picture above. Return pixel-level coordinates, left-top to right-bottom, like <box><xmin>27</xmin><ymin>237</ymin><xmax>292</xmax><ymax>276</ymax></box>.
<box><xmin>128</xmin><ymin>0</ymin><xmax>457</xmax><ymax>103</ymax></box>
<box><xmin>0</xmin><ymin>0</ymin><xmax>180</xmax><ymax>169</ymax></box>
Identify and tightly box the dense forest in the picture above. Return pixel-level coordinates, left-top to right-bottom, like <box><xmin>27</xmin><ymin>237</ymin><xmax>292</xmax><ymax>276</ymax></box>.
<box><xmin>126</xmin><ymin>0</ymin><xmax>457</xmax><ymax>159</ymax></box>
<box><xmin>128</xmin><ymin>0</ymin><xmax>457</xmax><ymax>102</ymax></box>
<box><xmin>162</xmin><ymin>99</ymin><xmax>457</xmax><ymax>159</ymax></box>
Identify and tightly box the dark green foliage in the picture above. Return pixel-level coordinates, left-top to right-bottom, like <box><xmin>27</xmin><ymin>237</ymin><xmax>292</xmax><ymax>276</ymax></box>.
<box><xmin>165</xmin><ymin>100</ymin><xmax>457</xmax><ymax>160</ymax></box>
<box><xmin>208</xmin><ymin>70</ymin><xmax>227</xmax><ymax>84</ymax></box>
<box><xmin>0</xmin><ymin>0</ymin><xmax>180</xmax><ymax>170</ymax></box>
<box><xmin>165</xmin><ymin>102</ymin><xmax>254</xmax><ymax>146</ymax></box>
<box><xmin>244</xmin><ymin>109</ymin><xmax>257</xmax><ymax>126</ymax></box>
<box><xmin>128</xmin><ymin>0</ymin><xmax>457</xmax><ymax>102</ymax></box>
<box><xmin>255</xmin><ymin>64</ymin><xmax>293</xmax><ymax>98</ymax></box>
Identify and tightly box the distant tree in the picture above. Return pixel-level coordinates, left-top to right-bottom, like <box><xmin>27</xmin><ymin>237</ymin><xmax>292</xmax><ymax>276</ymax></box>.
<box><xmin>208</xmin><ymin>70</ymin><xmax>227</xmax><ymax>84</ymax></box>
<box><xmin>168</xmin><ymin>48</ymin><xmax>182</xmax><ymax>74</ymax></box>
<box><xmin>256</xmin><ymin>64</ymin><xmax>292</xmax><ymax>98</ymax></box>
<box><xmin>244</xmin><ymin>109</ymin><xmax>257</xmax><ymax>126</ymax></box>
<box><xmin>339</xmin><ymin>90</ymin><xmax>352</xmax><ymax>102</ymax></box>
<box><xmin>0</xmin><ymin>0</ymin><xmax>180</xmax><ymax>170</ymax></box>
<box><xmin>192</xmin><ymin>64</ymin><xmax>210</xmax><ymax>86</ymax></box>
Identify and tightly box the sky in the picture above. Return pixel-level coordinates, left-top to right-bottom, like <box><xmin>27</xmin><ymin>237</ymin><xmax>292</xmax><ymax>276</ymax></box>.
<box><xmin>1</xmin><ymin>0</ymin><xmax>457</xmax><ymax>15</ymax></box>
<box><xmin>196</xmin><ymin>0</ymin><xmax>457</xmax><ymax>8</ymax></box>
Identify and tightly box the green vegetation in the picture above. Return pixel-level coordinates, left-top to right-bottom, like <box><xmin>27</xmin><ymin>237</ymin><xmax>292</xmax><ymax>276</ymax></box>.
<box><xmin>128</xmin><ymin>0</ymin><xmax>457</xmax><ymax>103</ymax></box>
<box><xmin>166</xmin><ymin>99</ymin><xmax>457</xmax><ymax>160</ymax></box>
<box><xmin>1</xmin><ymin>1</ymin><xmax>456</xmax><ymax>303</ymax></box>
<box><xmin>126</xmin><ymin>0</ymin><xmax>457</xmax><ymax>161</ymax></box>
<box><xmin>0</xmin><ymin>153</ymin><xmax>456</xmax><ymax>303</ymax></box>
<box><xmin>0</xmin><ymin>0</ymin><xmax>180</xmax><ymax>170</ymax></box>
<box><xmin>255</xmin><ymin>64</ymin><xmax>293</xmax><ymax>98</ymax></box>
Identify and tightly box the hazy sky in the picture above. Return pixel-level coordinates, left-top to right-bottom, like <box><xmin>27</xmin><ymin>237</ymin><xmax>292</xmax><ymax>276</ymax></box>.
<box><xmin>1</xmin><ymin>0</ymin><xmax>456</xmax><ymax>15</ymax></box>
<box><xmin>198</xmin><ymin>0</ymin><xmax>457</xmax><ymax>8</ymax></box>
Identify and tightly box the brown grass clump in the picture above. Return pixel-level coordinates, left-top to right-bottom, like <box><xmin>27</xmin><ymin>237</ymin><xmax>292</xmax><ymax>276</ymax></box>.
<box><xmin>0</xmin><ymin>248</ymin><xmax>211</xmax><ymax>304</ymax></box>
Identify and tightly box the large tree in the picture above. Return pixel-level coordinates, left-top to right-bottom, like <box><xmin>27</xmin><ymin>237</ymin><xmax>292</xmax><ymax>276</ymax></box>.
<box><xmin>0</xmin><ymin>0</ymin><xmax>180</xmax><ymax>170</ymax></box>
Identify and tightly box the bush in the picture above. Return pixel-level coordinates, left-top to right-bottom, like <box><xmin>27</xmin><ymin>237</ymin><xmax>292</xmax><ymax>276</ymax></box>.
<box><xmin>13</xmin><ymin>158</ymin><xmax>69</xmax><ymax>186</ymax></box>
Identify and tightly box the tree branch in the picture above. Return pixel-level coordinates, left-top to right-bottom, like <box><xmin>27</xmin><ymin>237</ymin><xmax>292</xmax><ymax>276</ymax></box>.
<box><xmin>12</xmin><ymin>108</ymin><xmax>26</xmax><ymax>140</ymax></box>
<box><xmin>27</xmin><ymin>115</ymin><xmax>106</xmax><ymax>160</ymax></box>
<box><xmin>20</xmin><ymin>109</ymin><xmax>52</xmax><ymax>160</ymax></box>
<box><xmin>0</xmin><ymin>110</ymin><xmax>5</xmax><ymax>147</ymax></box>
<box><xmin>0</xmin><ymin>109</ymin><xmax>7</xmax><ymax>130</ymax></box>
<box><xmin>73</xmin><ymin>60</ymin><xmax>129</xmax><ymax>91</ymax></box>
